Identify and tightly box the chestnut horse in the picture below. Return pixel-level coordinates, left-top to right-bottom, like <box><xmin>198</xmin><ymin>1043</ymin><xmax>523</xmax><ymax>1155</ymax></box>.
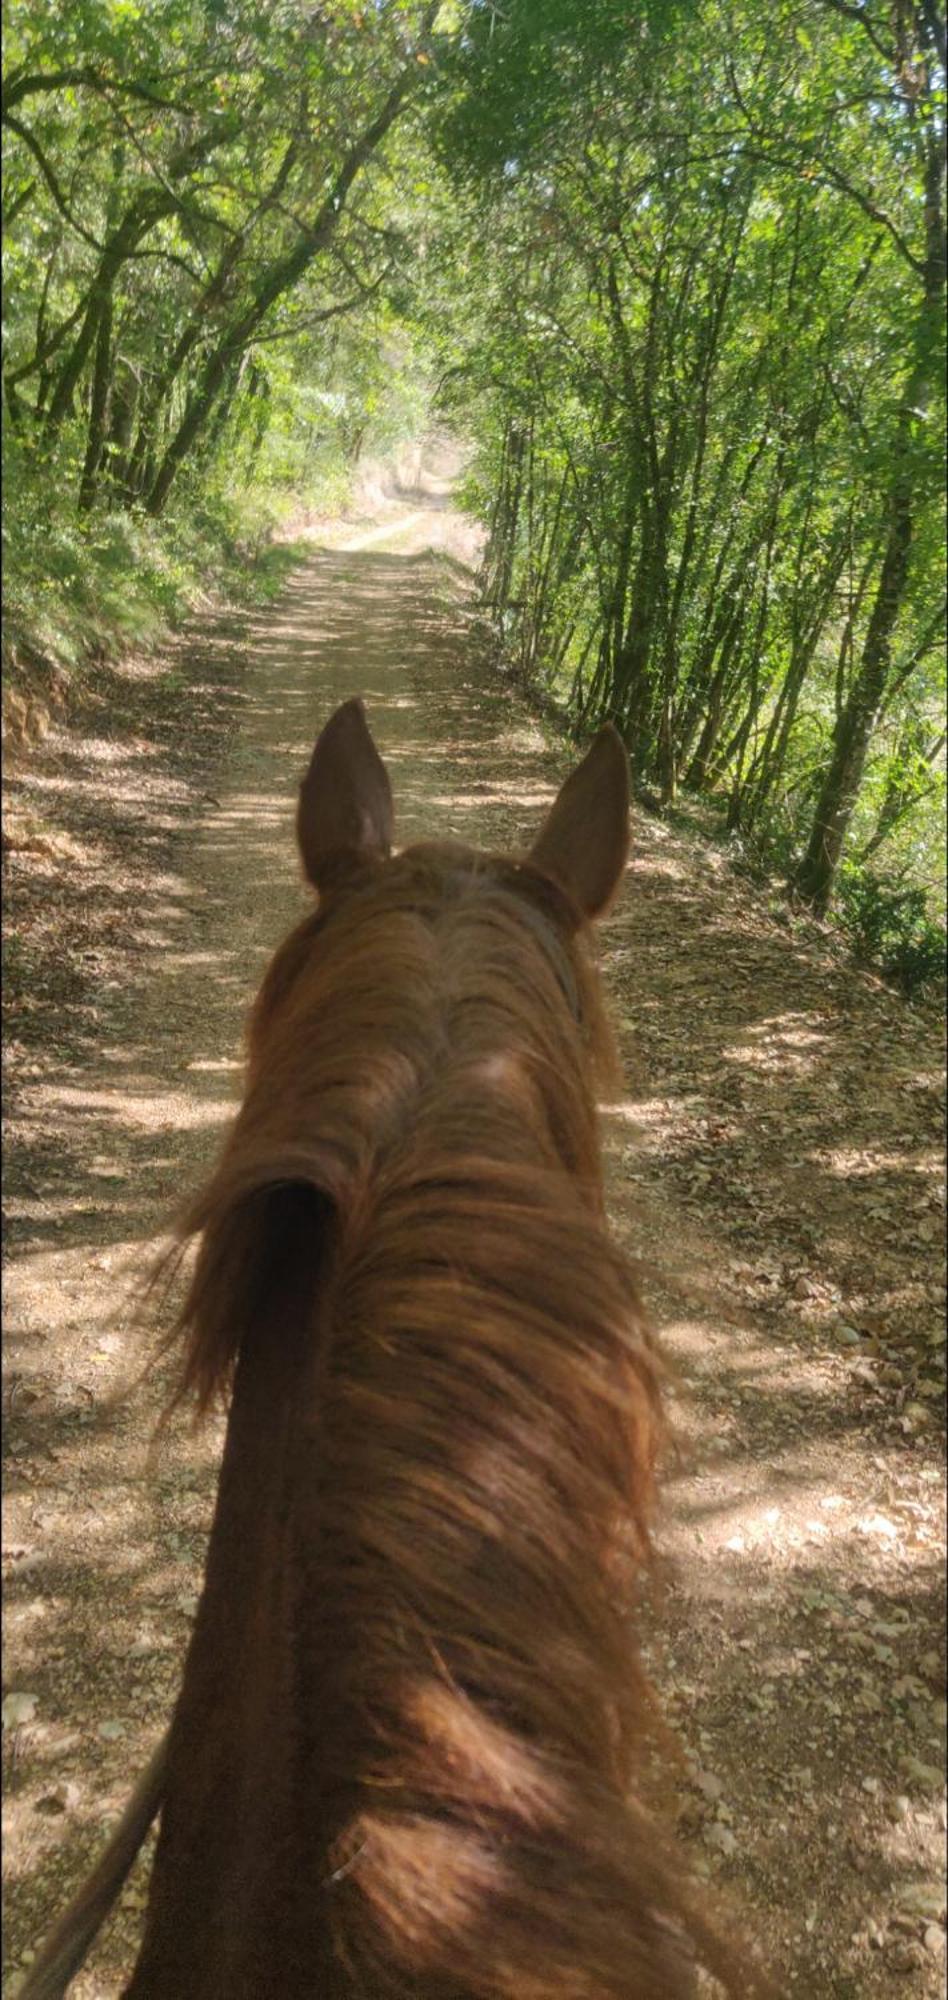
<box><xmin>22</xmin><ymin>702</ymin><xmax>762</xmax><ymax>1999</ymax></box>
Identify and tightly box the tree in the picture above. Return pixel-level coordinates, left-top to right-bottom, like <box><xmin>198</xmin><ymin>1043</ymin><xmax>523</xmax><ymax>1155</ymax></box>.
<box><xmin>794</xmin><ymin>0</ymin><xmax>945</xmax><ymax>909</ymax></box>
<box><xmin>3</xmin><ymin>0</ymin><xmax>441</xmax><ymax>514</ymax></box>
<box><xmin>428</xmin><ymin>0</ymin><xmax>945</xmax><ymax>916</ymax></box>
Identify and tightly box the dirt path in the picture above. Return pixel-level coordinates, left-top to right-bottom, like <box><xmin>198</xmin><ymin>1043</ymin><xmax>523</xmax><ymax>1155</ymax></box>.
<box><xmin>3</xmin><ymin>494</ymin><xmax>945</xmax><ymax>1998</ymax></box>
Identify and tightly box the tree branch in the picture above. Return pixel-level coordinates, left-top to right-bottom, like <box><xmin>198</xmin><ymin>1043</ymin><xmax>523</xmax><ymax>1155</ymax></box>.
<box><xmin>248</xmin><ymin>278</ymin><xmax>388</xmax><ymax>344</ymax></box>
<box><xmin>2</xmin><ymin>114</ymin><xmax>110</xmax><ymax>249</ymax></box>
<box><xmin>4</xmin><ymin>298</ymin><xmax>87</xmax><ymax>387</ymax></box>
<box><xmin>815</xmin><ymin>0</ymin><xmax>896</xmax><ymax>64</ymax></box>
<box><xmin>2</xmin><ymin>65</ymin><xmax>195</xmax><ymax>118</ymax></box>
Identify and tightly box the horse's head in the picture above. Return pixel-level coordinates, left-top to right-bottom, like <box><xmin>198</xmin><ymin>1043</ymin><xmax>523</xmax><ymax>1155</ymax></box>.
<box><xmin>173</xmin><ymin>702</ymin><xmax>634</xmax><ymax>1412</ymax></box>
<box><xmin>294</xmin><ymin>694</ymin><xmax>629</xmax><ymax>914</ymax></box>
<box><xmin>250</xmin><ymin>695</ymin><xmax>630</xmax><ymax>1067</ymax></box>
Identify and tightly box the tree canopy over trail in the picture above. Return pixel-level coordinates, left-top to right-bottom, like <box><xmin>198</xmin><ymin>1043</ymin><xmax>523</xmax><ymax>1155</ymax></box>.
<box><xmin>3</xmin><ymin>0</ymin><xmax>945</xmax><ymax>975</ymax></box>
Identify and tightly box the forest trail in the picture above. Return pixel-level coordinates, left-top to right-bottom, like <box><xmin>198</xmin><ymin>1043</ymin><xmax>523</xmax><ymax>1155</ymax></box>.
<box><xmin>3</xmin><ymin>492</ymin><xmax>945</xmax><ymax>1999</ymax></box>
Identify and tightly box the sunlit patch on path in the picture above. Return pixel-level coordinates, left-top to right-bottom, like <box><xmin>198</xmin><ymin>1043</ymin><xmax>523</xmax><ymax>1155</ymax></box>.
<box><xmin>339</xmin><ymin>511</ymin><xmax>429</xmax><ymax>552</ymax></box>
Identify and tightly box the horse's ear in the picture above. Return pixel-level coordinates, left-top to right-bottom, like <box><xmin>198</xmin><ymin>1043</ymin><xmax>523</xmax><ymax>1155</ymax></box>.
<box><xmin>529</xmin><ymin>724</ymin><xmax>630</xmax><ymax>920</ymax></box>
<box><xmin>296</xmin><ymin>698</ymin><xmax>394</xmax><ymax>890</ymax></box>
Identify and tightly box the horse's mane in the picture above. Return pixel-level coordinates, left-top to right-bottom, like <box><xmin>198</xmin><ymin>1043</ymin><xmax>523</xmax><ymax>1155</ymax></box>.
<box><xmin>140</xmin><ymin>841</ymin><xmax>763</xmax><ymax>1999</ymax></box>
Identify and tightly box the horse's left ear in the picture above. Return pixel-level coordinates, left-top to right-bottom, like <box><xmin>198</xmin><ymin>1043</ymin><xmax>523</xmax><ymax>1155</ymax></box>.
<box><xmin>529</xmin><ymin>724</ymin><xmax>630</xmax><ymax>921</ymax></box>
<box><xmin>296</xmin><ymin>698</ymin><xmax>394</xmax><ymax>890</ymax></box>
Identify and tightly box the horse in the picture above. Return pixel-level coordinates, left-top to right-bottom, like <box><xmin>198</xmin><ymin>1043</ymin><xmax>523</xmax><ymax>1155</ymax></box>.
<box><xmin>21</xmin><ymin>700</ymin><xmax>763</xmax><ymax>1999</ymax></box>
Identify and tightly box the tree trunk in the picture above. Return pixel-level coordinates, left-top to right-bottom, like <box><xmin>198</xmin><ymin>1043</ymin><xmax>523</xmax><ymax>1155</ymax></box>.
<box><xmin>793</xmin><ymin>482</ymin><xmax>914</xmax><ymax>911</ymax></box>
<box><xmin>103</xmin><ymin>358</ymin><xmax>139</xmax><ymax>494</ymax></box>
<box><xmin>78</xmin><ymin>291</ymin><xmax>114</xmax><ymax>509</ymax></box>
<box><xmin>794</xmin><ymin>89</ymin><xmax>945</xmax><ymax>912</ymax></box>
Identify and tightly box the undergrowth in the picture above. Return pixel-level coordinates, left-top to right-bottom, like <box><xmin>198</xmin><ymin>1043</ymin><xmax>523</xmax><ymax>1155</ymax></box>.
<box><xmin>721</xmin><ymin>816</ymin><xmax>946</xmax><ymax>1000</ymax></box>
<box><xmin>835</xmin><ymin>865</ymin><xmax>947</xmax><ymax>997</ymax></box>
<box><xmin>2</xmin><ymin>434</ymin><xmax>306</xmax><ymax>726</ymax></box>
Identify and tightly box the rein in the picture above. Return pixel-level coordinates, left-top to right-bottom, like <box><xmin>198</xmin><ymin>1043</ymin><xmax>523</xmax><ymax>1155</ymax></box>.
<box><xmin>18</xmin><ymin>1733</ymin><xmax>168</xmax><ymax>2000</ymax></box>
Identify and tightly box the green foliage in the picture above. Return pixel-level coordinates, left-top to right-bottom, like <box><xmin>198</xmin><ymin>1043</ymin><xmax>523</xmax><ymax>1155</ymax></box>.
<box><xmin>2</xmin><ymin>416</ymin><xmax>302</xmax><ymax>685</ymax></box>
<box><xmin>2</xmin><ymin>0</ymin><xmax>442</xmax><ymax>684</ymax></box>
<box><xmin>436</xmin><ymin>0</ymin><xmax>692</xmax><ymax>179</ymax></box>
<box><xmin>428</xmin><ymin>0</ymin><xmax>946</xmax><ymax>944</ymax></box>
<box><xmin>836</xmin><ymin>864</ymin><xmax>946</xmax><ymax>994</ymax></box>
<box><xmin>2</xmin><ymin>0</ymin><xmax>440</xmax><ymax>517</ymax></box>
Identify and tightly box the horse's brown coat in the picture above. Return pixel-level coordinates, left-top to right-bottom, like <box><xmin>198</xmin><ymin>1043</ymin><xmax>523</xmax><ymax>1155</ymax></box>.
<box><xmin>124</xmin><ymin>704</ymin><xmax>759</xmax><ymax>1999</ymax></box>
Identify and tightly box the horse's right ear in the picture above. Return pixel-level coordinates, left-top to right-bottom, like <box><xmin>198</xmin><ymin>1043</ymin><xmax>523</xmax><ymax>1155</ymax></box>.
<box><xmin>529</xmin><ymin>724</ymin><xmax>630</xmax><ymax>920</ymax></box>
<box><xmin>296</xmin><ymin>698</ymin><xmax>394</xmax><ymax>891</ymax></box>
